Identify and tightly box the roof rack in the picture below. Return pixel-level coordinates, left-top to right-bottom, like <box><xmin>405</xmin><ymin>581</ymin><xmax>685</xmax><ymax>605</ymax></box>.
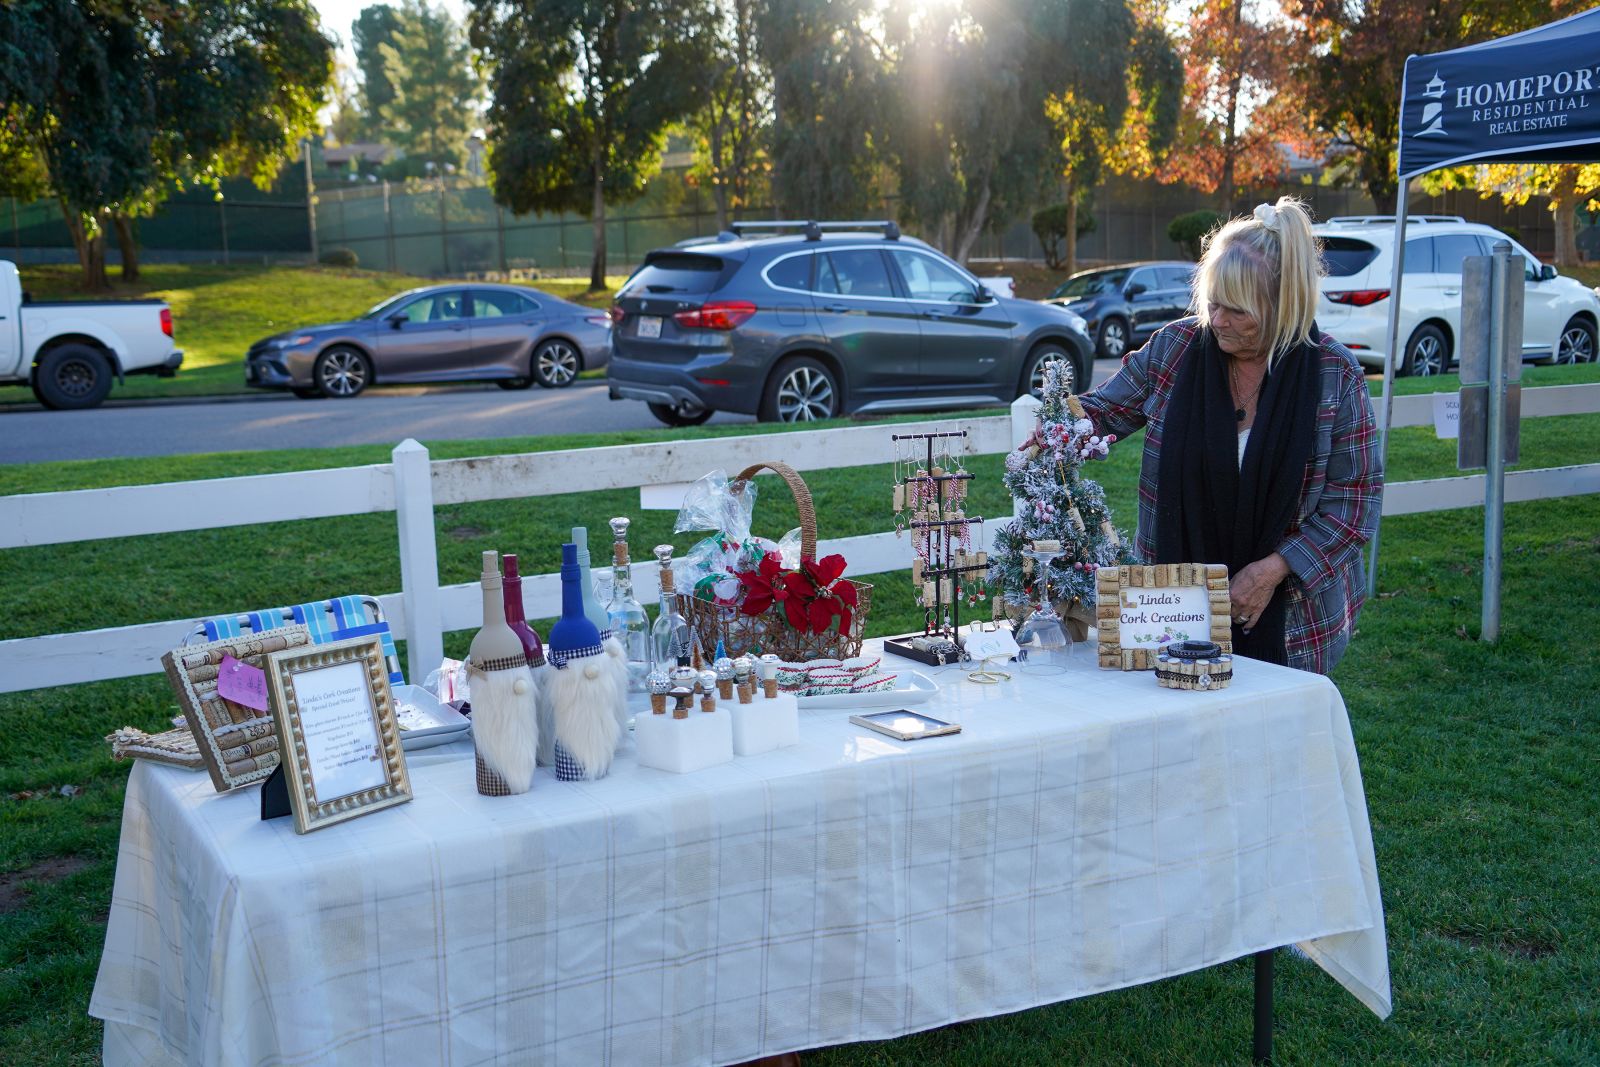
<box><xmin>1325</xmin><ymin>215</ymin><xmax>1466</xmax><ymax>225</ymax></box>
<box><xmin>727</xmin><ymin>219</ymin><xmax>901</xmax><ymax>242</ymax></box>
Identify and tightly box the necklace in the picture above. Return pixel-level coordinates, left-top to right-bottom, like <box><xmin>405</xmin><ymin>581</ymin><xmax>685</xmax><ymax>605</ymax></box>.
<box><xmin>1229</xmin><ymin>359</ymin><xmax>1265</xmax><ymax>423</ymax></box>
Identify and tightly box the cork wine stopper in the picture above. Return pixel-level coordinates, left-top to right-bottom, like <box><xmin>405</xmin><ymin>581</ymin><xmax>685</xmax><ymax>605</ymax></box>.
<box><xmin>671</xmin><ymin>687</ymin><xmax>692</xmax><ymax>718</ymax></box>
<box><xmin>737</xmin><ymin>683</ymin><xmax>754</xmax><ymax>704</ymax></box>
<box><xmin>698</xmin><ymin>669</ymin><xmax>718</xmax><ymax>712</ymax></box>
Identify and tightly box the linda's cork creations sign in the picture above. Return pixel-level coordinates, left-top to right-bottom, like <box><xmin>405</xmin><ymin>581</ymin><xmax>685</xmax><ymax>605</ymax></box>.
<box><xmin>1096</xmin><ymin>563</ymin><xmax>1232</xmax><ymax>670</ymax></box>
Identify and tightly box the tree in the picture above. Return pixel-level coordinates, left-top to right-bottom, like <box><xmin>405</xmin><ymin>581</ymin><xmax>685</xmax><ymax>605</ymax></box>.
<box><xmin>1426</xmin><ymin>164</ymin><xmax>1600</xmax><ymax>266</ymax></box>
<box><xmin>1032</xmin><ymin>194</ymin><xmax>1098</xmax><ymax>271</ymax></box>
<box><xmin>328</xmin><ymin>61</ymin><xmax>367</xmax><ymax>146</ymax></box>
<box><xmin>353</xmin><ymin>4</ymin><xmax>403</xmax><ymax>140</ymax></box>
<box><xmin>690</xmin><ymin>0</ymin><xmax>771</xmax><ymax>231</ymax></box>
<box><xmin>761</xmin><ymin>0</ymin><xmax>890</xmax><ymax>219</ymax></box>
<box><xmin>380</xmin><ymin>1</ymin><xmax>481</xmax><ymax>171</ymax></box>
<box><xmin>470</xmin><ymin>0</ymin><xmax>709</xmax><ymax>289</ymax></box>
<box><xmin>1043</xmin><ymin>0</ymin><xmax>1181</xmax><ymax>275</ymax></box>
<box><xmin>1163</xmin><ymin>0</ymin><xmax>1311</xmax><ymax>211</ymax></box>
<box><xmin>1284</xmin><ymin>0</ymin><xmax>1587</xmax><ymax>213</ymax></box>
<box><xmin>0</xmin><ymin>0</ymin><xmax>331</xmax><ymax>288</ymax></box>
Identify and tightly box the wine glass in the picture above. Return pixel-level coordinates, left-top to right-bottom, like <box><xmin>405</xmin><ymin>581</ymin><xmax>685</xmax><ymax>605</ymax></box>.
<box><xmin>1015</xmin><ymin>545</ymin><xmax>1072</xmax><ymax>673</ymax></box>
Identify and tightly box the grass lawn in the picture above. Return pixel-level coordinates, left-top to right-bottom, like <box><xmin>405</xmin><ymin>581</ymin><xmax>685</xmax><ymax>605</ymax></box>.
<box><xmin>2</xmin><ymin>410</ymin><xmax>1599</xmax><ymax>1063</ymax></box>
<box><xmin>4</xmin><ymin>264</ymin><xmax>626</xmax><ymax>405</ymax></box>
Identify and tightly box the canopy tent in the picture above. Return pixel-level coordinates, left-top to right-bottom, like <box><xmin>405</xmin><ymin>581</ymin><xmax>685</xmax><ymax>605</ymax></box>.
<box><xmin>1368</xmin><ymin>5</ymin><xmax>1600</xmax><ymax>593</ymax></box>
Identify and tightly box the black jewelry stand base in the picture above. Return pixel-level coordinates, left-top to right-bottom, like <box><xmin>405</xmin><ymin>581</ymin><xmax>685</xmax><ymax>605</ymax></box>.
<box><xmin>259</xmin><ymin>762</ymin><xmax>291</xmax><ymax>821</ymax></box>
<box><xmin>884</xmin><ymin>632</ymin><xmax>963</xmax><ymax>667</ymax></box>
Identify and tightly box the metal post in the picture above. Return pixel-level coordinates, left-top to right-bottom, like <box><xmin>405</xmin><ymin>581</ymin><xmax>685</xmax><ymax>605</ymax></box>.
<box><xmin>1482</xmin><ymin>243</ymin><xmax>1510</xmax><ymax>642</ymax></box>
<box><xmin>438</xmin><ymin>180</ymin><xmax>449</xmax><ymax>276</ymax></box>
<box><xmin>1367</xmin><ymin>205</ymin><xmax>1410</xmax><ymax>596</ymax></box>
<box><xmin>10</xmin><ymin>197</ymin><xmax>20</xmax><ymax>263</ymax></box>
<box><xmin>1253</xmin><ymin>949</ymin><xmax>1275</xmax><ymax>1064</ymax></box>
<box><xmin>384</xmin><ymin>181</ymin><xmax>396</xmax><ymax>273</ymax></box>
<box><xmin>303</xmin><ymin>139</ymin><xmax>319</xmax><ymax>262</ymax></box>
<box><xmin>218</xmin><ymin>197</ymin><xmax>229</xmax><ymax>265</ymax></box>
<box><xmin>496</xmin><ymin>202</ymin><xmax>507</xmax><ymax>275</ymax></box>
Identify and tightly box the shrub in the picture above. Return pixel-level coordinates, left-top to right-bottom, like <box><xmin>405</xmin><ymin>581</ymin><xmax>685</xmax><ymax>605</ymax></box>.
<box><xmin>319</xmin><ymin>248</ymin><xmax>360</xmax><ymax>269</ymax></box>
<box><xmin>1167</xmin><ymin>210</ymin><xmax>1223</xmax><ymax>261</ymax></box>
<box><xmin>1032</xmin><ymin>194</ymin><xmax>1098</xmax><ymax>271</ymax></box>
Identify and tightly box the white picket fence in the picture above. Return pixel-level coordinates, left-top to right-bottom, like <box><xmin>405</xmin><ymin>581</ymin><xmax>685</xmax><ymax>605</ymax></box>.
<box><xmin>2</xmin><ymin>385</ymin><xmax>1597</xmax><ymax>695</ymax></box>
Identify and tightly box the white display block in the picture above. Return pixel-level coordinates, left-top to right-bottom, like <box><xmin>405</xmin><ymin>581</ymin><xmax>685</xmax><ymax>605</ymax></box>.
<box><xmin>730</xmin><ymin>693</ymin><xmax>800</xmax><ymax>756</ymax></box>
<box><xmin>634</xmin><ymin>708</ymin><xmax>734</xmax><ymax>774</ymax></box>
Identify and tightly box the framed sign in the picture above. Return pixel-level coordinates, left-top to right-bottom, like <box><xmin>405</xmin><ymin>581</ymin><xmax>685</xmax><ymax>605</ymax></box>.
<box><xmin>161</xmin><ymin>626</ymin><xmax>312</xmax><ymax>792</ymax></box>
<box><xmin>265</xmin><ymin>635</ymin><xmax>412</xmax><ymax>834</ymax></box>
<box><xmin>1095</xmin><ymin>563</ymin><xmax>1231</xmax><ymax>670</ymax></box>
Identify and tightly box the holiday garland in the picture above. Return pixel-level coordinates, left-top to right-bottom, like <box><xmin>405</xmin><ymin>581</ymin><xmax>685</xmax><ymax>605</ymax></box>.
<box><xmin>988</xmin><ymin>359</ymin><xmax>1132</xmax><ymax>617</ymax></box>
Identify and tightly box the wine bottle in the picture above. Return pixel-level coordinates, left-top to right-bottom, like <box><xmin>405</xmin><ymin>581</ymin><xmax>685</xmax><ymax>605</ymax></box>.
<box><xmin>651</xmin><ymin>544</ymin><xmax>692</xmax><ymax>667</ymax></box>
<box><xmin>604</xmin><ymin>518</ymin><xmax>650</xmax><ymax>691</ymax></box>
<box><xmin>470</xmin><ymin>550</ymin><xmax>525</xmax><ymax>668</ymax></box>
<box><xmin>501</xmin><ymin>553</ymin><xmax>546</xmax><ymax>668</ymax></box>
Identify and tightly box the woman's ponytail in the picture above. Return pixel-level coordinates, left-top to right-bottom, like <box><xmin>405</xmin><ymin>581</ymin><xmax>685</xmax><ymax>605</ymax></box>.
<box><xmin>1268</xmin><ymin>196</ymin><xmax>1321</xmax><ymax>356</ymax></box>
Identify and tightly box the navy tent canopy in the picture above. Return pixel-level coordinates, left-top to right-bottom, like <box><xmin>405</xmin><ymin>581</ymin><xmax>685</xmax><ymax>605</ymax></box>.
<box><xmin>1397</xmin><ymin>5</ymin><xmax>1600</xmax><ymax>179</ymax></box>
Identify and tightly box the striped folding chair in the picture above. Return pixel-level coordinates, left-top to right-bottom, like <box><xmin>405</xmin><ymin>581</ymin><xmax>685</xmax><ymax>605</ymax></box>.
<box><xmin>187</xmin><ymin>594</ymin><xmax>405</xmax><ymax>685</ymax></box>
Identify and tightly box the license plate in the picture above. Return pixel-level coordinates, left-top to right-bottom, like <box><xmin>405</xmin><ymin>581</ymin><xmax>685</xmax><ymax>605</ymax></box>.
<box><xmin>638</xmin><ymin>316</ymin><xmax>663</xmax><ymax>339</ymax></box>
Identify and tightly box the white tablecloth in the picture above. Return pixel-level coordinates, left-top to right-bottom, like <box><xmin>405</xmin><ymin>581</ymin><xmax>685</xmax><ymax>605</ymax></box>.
<box><xmin>91</xmin><ymin>642</ymin><xmax>1390</xmax><ymax>1066</ymax></box>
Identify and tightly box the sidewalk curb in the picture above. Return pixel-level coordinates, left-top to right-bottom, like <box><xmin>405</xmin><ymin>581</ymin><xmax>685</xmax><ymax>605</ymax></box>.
<box><xmin>0</xmin><ymin>378</ymin><xmax>608</xmax><ymax>415</ymax></box>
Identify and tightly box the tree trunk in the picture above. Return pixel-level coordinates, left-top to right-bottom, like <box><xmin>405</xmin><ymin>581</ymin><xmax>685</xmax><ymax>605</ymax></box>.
<box><xmin>1219</xmin><ymin>1</ymin><xmax>1242</xmax><ymax>213</ymax></box>
<box><xmin>113</xmin><ymin>213</ymin><xmax>141</xmax><ymax>282</ymax></box>
<box><xmin>952</xmin><ymin>179</ymin><xmax>993</xmax><ymax>267</ymax></box>
<box><xmin>1550</xmin><ymin>166</ymin><xmax>1580</xmax><ymax>267</ymax></box>
<box><xmin>589</xmin><ymin>169</ymin><xmax>607</xmax><ymax>292</ymax></box>
<box><xmin>60</xmin><ymin>202</ymin><xmax>109</xmax><ymax>291</ymax></box>
<box><xmin>1064</xmin><ymin>178</ymin><xmax>1079</xmax><ymax>278</ymax></box>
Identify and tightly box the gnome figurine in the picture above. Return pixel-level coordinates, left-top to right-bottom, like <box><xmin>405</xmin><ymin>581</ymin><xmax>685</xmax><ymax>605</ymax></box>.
<box><xmin>546</xmin><ymin>542</ymin><xmax>624</xmax><ymax>781</ymax></box>
<box><xmin>574</xmin><ymin>525</ymin><xmax>632</xmax><ymax>734</ymax></box>
<box><xmin>468</xmin><ymin>550</ymin><xmax>539</xmax><ymax>795</ymax></box>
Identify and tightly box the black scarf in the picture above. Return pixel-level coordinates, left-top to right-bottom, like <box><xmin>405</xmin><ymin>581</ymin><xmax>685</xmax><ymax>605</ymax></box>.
<box><xmin>1154</xmin><ymin>327</ymin><xmax>1320</xmax><ymax>664</ymax></box>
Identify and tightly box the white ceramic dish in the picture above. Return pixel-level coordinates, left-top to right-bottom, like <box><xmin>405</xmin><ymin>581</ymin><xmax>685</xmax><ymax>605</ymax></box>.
<box><xmin>392</xmin><ymin>684</ymin><xmax>472</xmax><ymax>751</ymax></box>
<box><xmin>795</xmin><ymin>671</ymin><xmax>938</xmax><ymax>710</ymax></box>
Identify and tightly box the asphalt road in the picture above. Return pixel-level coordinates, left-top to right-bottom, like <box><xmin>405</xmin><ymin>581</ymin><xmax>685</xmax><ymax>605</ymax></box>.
<box><xmin>1</xmin><ymin>361</ymin><xmax>1121</xmax><ymax>464</ymax></box>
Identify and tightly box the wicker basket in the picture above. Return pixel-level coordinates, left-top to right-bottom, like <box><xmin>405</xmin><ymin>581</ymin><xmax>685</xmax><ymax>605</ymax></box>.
<box><xmin>681</xmin><ymin>461</ymin><xmax>872</xmax><ymax>662</ymax></box>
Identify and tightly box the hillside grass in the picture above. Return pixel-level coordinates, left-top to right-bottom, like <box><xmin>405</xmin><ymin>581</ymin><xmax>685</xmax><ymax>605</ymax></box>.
<box><xmin>2</xmin><ymin>413</ymin><xmax>1599</xmax><ymax>1063</ymax></box>
<box><xmin>5</xmin><ymin>263</ymin><xmax>624</xmax><ymax>404</ymax></box>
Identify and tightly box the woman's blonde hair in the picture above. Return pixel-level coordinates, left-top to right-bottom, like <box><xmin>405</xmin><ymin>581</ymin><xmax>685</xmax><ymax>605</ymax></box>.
<box><xmin>1190</xmin><ymin>196</ymin><xmax>1322</xmax><ymax>365</ymax></box>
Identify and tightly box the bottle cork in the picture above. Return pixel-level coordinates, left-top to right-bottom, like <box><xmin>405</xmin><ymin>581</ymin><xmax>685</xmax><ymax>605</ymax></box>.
<box><xmin>650</xmin><ymin>692</ymin><xmax>667</xmax><ymax>714</ymax></box>
<box><xmin>737</xmin><ymin>682</ymin><xmax>754</xmax><ymax>704</ymax></box>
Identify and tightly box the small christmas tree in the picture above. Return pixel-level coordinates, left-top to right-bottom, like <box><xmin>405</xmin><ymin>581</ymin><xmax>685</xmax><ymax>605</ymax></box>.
<box><xmin>989</xmin><ymin>359</ymin><xmax>1129</xmax><ymax>626</ymax></box>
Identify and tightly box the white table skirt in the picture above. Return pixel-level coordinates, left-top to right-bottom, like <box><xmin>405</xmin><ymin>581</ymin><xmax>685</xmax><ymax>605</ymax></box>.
<box><xmin>91</xmin><ymin>641</ymin><xmax>1390</xmax><ymax>1066</ymax></box>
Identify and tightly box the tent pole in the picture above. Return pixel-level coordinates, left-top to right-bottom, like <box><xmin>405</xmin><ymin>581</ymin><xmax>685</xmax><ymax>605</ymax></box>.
<box><xmin>1367</xmin><ymin>195</ymin><xmax>1411</xmax><ymax>597</ymax></box>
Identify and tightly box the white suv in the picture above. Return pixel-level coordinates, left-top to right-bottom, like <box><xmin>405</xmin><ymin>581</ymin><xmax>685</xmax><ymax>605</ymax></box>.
<box><xmin>1313</xmin><ymin>216</ymin><xmax>1599</xmax><ymax>376</ymax></box>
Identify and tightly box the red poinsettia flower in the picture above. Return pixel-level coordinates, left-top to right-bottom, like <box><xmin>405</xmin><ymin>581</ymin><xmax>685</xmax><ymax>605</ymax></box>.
<box><xmin>732</xmin><ymin>550</ymin><xmax>856</xmax><ymax>635</ymax></box>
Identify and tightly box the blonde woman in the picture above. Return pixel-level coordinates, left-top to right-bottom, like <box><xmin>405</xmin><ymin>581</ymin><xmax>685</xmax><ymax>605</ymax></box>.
<box><xmin>1077</xmin><ymin>198</ymin><xmax>1382</xmax><ymax>673</ymax></box>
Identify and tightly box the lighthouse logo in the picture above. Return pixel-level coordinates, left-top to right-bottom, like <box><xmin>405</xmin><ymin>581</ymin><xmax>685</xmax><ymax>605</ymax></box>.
<box><xmin>1417</xmin><ymin>72</ymin><xmax>1447</xmax><ymax>136</ymax></box>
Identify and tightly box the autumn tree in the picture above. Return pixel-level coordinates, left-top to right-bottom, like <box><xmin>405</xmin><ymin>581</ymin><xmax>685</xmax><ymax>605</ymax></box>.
<box><xmin>470</xmin><ymin>0</ymin><xmax>709</xmax><ymax>289</ymax></box>
<box><xmin>1164</xmin><ymin>0</ymin><xmax>1309</xmax><ymax>211</ymax></box>
<box><xmin>1426</xmin><ymin>164</ymin><xmax>1600</xmax><ymax>266</ymax></box>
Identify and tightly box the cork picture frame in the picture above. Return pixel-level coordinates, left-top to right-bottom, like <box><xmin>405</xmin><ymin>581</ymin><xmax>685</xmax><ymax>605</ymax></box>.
<box><xmin>264</xmin><ymin>635</ymin><xmax>411</xmax><ymax>835</ymax></box>
<box><xmin>161</xmin><ymin>626</ymin><xmax>312</xmax><ymax>792</ymax></box>
<box><xmin>1095</xmin><ymin>563</ymin><xmax>1232</xmax><ymax>670</ymax></box>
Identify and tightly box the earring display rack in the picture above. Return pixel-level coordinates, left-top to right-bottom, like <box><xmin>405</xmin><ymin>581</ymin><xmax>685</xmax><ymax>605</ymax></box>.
<box><xmin>884</xmin><ymin>430</ymin><xmax>987</xmax><ymax>667</ymax></box>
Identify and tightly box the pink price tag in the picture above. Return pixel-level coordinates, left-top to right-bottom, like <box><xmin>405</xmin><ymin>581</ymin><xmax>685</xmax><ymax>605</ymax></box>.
<box><xmin>216</xmin><ymin>654</ymin><xmax>269</xmax><ymax>712</ymax></box>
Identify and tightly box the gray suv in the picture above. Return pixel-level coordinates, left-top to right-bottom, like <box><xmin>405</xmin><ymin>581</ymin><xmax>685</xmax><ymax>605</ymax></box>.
<box><xmin>606</xmin><ymin>221</ymin><xmax>1095</xmax><ymax>425</ymax></box>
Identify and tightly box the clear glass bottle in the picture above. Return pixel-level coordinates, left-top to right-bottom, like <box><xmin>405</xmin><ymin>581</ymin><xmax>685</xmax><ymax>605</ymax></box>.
<box><xmin>651</xmin><ymin>544</ymin><xmax>692</xmax><ymax>668</ymax></box>
<box><xmin>571</xmin><ymin>526</ymin><xmax>612</xmax><ymax>635</ymax></box>
<box><xmin>605</xmin><ymin>518</ymin><xmax>650</xmax><ymax>691</ymax></box>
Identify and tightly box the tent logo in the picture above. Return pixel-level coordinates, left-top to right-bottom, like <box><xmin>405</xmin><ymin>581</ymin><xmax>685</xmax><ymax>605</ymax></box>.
<box><xmin>1416</xmin><ymin>72</ymin><xmax>1448</xmax><ymax>136</ymax></box>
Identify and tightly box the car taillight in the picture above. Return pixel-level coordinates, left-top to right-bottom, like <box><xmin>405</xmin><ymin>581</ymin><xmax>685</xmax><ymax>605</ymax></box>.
<box><xmin>608</xmin><ymin>304</ymin><xmax>625</xmax><ymax>324</ymax></box>
<box><xmin>674</xmin><ymin>300</ymin><xmax>757</xmax><ymax>331</ymax></box>
<box><xmin>1325</xmin><ymin>289</ymin><xmax>1390</xmax><ymax>307</ymax></box>
<box><xmin>160</xmin><ymin>308</ymin><xmax>174</xmax><ymax>337</ymax></box>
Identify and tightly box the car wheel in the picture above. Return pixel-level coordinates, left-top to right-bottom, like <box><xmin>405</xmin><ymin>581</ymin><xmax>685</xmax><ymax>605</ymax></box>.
<box><xmin>314</xmin><ymin>346</ymin><xmax>372</xmax><ymax>398</ymax></box>
<box><xmin>497</xmin><ymin>377</ymin><xmax>534</xmax><ymax>390</ymax></box>
<box><xmin>1400</xmin><ymin>324</ymin><xmax>1449</xmax><ymax>378</ymax></box>
<box><xmin>648</xmin><ymin>401</ymin><xmax>714</xmax><ymax>427</ymax></box>
<box><xmin>1096</xmin><ymin>317</ymin><xmax>1129</xmax><ymax>360</ymax></box>
<box><xmin>1555</xmin><ymin>317</ymin><xmax>1596</xmax><ymax>364</ymax></box>
<box><xmin>1021</xmin><ymin>343</ymin><xmax>1083</xmax><ymax>401</ymax></box>
<box><xmin>533</xmin><ymin>339</ymin><xmax>580</xmax><ymax>388</ymax></box>
<box><xmin>32</xmin><ymin>343</ymin><xmax>114</xmax><ymax>410</ymax></box>
<box><xmin>291</xmin><ymin>386</ymin><xmax>323</xmax><ymax>399</ymax></box>
<box><xmin>760</xmin><ymin>357</ymin><xmax>840</xmax><ymax>422</ymax></box>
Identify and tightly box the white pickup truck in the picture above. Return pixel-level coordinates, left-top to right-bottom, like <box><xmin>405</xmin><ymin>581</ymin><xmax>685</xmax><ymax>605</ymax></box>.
<box><xmin>0</xmin><ymin>259</ymin><xmax>183</xmax><ymax>409</ymax></box>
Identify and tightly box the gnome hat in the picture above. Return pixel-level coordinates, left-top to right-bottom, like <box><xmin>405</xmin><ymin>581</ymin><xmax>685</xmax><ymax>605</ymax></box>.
<box><xmin>547</xmin><ymin>542</ymin><xmax>622</xmax><ymax>781</ymax></box>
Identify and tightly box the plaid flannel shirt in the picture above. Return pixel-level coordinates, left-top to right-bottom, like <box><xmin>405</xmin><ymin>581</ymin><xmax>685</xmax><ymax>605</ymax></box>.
<box><xmin>1077</xmin><ymin>318</ymin><xmax>1383</xmax><ymax>674</ymax></box>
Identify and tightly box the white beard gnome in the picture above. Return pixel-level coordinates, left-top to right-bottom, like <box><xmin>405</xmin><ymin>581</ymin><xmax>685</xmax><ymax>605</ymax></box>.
<box><xmin>468</xmin><ymin>550</ymin><xmax>539</xmax><ymax>796</ymax></box>
<box><xmin>547</xmin><ymin>542</ymin><xmax>623</xmax><ymax>781</ymax></box>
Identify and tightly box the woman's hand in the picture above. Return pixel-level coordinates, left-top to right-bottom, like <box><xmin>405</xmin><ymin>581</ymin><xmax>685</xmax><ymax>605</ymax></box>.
<box><xmin>1230</xmin><ymin>553</ymin><xmax>1290</xmax><ymax>633</ymax></box>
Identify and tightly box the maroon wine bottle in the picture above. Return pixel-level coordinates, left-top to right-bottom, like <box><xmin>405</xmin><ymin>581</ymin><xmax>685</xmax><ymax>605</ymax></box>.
<box><xmin>502</xmin><ymin>553</ymin><xmax>546</xmax><ymax>668</ymax></box>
